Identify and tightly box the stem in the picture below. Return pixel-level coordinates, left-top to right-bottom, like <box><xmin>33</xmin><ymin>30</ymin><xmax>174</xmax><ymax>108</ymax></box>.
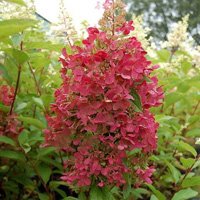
<box><xmin>59</xmin><ymin>151</ymin><xmax>64</xmax><ymax>169</ymax></box>
<box><xmin>9</xmin><ymin>64</ymin><xmax>22</xmax><ymax>115</ymax></box>
<box><xmin>9</xmin><ymin>41</ymin><xmax>23</xmax><ymax>115</ymax></box>
<box><xmin>27</xmin><ymin>61</ymin><xmax>41</xmax><ymax>96</ymax></box>
<box><xmin>192</xmin><ymin>100</ymin><xmax>200</xmax><ymax>115</ymax></box>
<box><xmin>112</xmin><ymin>0</ymin><xmax>115</xmax><ymax>35</ymax></box>
<box><xmin>175</xmin><ymin>155</ymin><xmax>199</xmax><ymax>191</ymax></box>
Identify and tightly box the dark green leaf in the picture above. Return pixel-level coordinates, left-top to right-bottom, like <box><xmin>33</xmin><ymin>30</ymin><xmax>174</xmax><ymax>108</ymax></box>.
<box><xmin>0</xmin><ymin>136</ymin><xmax>16</xmax><ymax>146</ymax></box>
<box><xmin>0</xmin><ymin>150</ymin><xmax>25</xmax><ymax>161</ymax></box>
<box><xmin>37</xmin><ymin>164</ymin><xmax>51</xmax><ymax>184</ymax></box>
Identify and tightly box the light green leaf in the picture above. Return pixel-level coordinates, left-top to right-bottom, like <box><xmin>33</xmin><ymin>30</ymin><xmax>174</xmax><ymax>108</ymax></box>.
<box><xmin>176</xmin><ymin>141</ymin><xmax>197</xmax><ymax>157</ymax></box>
<box><xmin>15</xmin><ymin>102</ymin><xmax>28</xmax><ymax>112</ymax></box>
<box><xmin>165</xmin><ymin>161</ymin><xmax>181</xmax><ymax>183</ymax></box>
<box><xmin>150</xmin><ymin>194</ymin><xmax>159</xmax><ymax>200</ymax></box>
<box><xmin>12</xmin><ymin>49</ymin><xmax>29</xmax><ymax>65</ymax></box>
<box><xmin>0</xmin><ymin>136</ymin><xmax>16</xmax><ymax>146</ymax></box>
<box><xmin>156</xmin><ymin>49</ymin><xmax>170</xmax><ymax>62</ymax></box>
<box><xmin>18</xmin><ymin>116</ymin><xmax>46</xmax><ymax>129</ymax></box>
<box><xmin>146</xmin><ymin>184</ymin><xmax>166</xmax><ymax>200</ymax></box>
<box><xmin>165</xmin><ymin>93</ymin><xmax>182</xmax><ymax>108</ymax></box>
<box><xmin>186</xmin><ymin>128</ymin><xmax>200</xmax><ymax>137</ymax></box>
<box><xmin>3</xmin><ymin>0</ymin><xmax>26</xmax><ymax>6</ymax></box>
<box><xmin>0</xmin><ymin>19</ymin><xmax>37</xmax><ymax>40</ymax></box>
<box><xmin>180</xmin><ymin>158</ymin><xmax>195</xmax><ymax>169</ymax></box>
<box><xmin>171</xmin><ymin>188</ymin><xmax>198</xmax><ymax>200</ymax></box>
<box><xmin>182</xmin><ymin>176</ymin><xmax>200</xmax><ymax>188</ymax></box>
<box><xmin>32</xmin><ymin>97</ymin><xmax>45</xmax><ymax>110</ymax></box>
<box><xmin>0</xmin><ymin>64</ymin><xmax>13</xmax><ymax>83</ymax></box>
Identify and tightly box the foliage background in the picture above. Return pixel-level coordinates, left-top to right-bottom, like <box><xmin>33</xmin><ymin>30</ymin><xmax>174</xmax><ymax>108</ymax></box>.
<box><xmin>0</xmin><ymin>0</ymin><xmax>199</xmax><ymax>199</ymax></box>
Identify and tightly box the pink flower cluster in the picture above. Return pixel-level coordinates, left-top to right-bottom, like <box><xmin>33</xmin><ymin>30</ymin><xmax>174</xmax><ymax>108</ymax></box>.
<box><xmin>0</xmin><ymin>85</ymin><xmax>22</xmax><ymax>137</ymax></box>
<box><xmin>45</xmin><ymin>22</ymin><xmax>163</xmax><ymax>187</ymax></box>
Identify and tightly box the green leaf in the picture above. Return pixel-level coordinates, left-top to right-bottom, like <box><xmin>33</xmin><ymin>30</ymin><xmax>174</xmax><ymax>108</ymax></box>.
<box><xmin>165</xmin><ymin>93</ymin><xmax>182</xmax><ymax>108</ymax></box>
<box><xmin>63</xmin><ymin>197</ymin><xmax>78</xmax><ymax>200</ymax></box>
<box><xmin>182</xmin><ymin>176</ymin><xmax>200</xmax><ymax>188</ymax></box>
<box><xmin>78</xmin><ymin>192</ymin><xmax>87</xmax><ymax>200</ymax></box>
<box><xmin>0</xmin><ymin>136</ymin><xmax>16</xmax><ymax>146</ymax></box>
<box><xmin>0</xmin><ymin>102</ymin><xmax>10</xmax><ymax>112</ymax></box>
<box><xmin>18</xmin><ymin>116</ymin><xmax>46</xmax><ymax>129</ymax></box>
<box><xmin>25</xmin><ymin>42</ymin><xmax>62</xmax><ymax>51</ymax></box>
<box><xmin>130</xmin><ymin>88</ymin><xmax>142</xmax><ymax>112</ymax></box>
<box><xmin>165</xmin><ymin>160</ymin><xmax>181</xmax><ymax>183</ymax></box>
<box><xmin>146</xmin><ymin>184</ymin><xmax>166</xmax><ymax>200</ymax></box>
<box><xmin>32</xmin><ymin>97</ymin><xmax>45</xmax><ymax>110</ymax></box>
<box><xmin>9</xmin><ymin>49</ymin><xmax>29</xmax><ymax>65</ymax></box>
<box><xmin>38</xmin><ymin>193</ymin><xmax>49</xmax><ymax>200</ymax></box>
<box><xmin>18</xmin><ymin>130</ymin><xmax>31</xmax><ymax>153</ymax></box>
<box><xmin>176</xmin><ymin>141</ymin><xmax>197</xmax><ymax>157</ymax></box>
<box><xmin>90</xmin><ymin>185</ymin><xmax>104</xmax><ymax>200</ymax></box>
<box><xmin>150</xmin><ymin>194</ymin><xmax>159</xmax><ymax>200</ymax></box>
<box><xmin>186</xmin><ymin>128</ymin><xmax>200</xmax><ymax>137</ymax></box>
<box><xmin>0</xmin><ymin>150</ymin><xmax>25</xmax><ymax>161</ymax></box>
<box><xmin>15</xmin><ymin>102</ymin><xmax>28</xmax><ymax>112</ymax></box>
<box><xmin>37</xmin><ymin>164</ymin><xmax>51</xmax><ymax>184</ymax></box>
<box><xmin>0</xmin><ymin>19</ymin><xmax>37</xmax><ymax>40</ymax></box>
<box><xmin>3</xmin><ymin>0</ymin><xmax>26</xmax><ymax>6</ymax></box>
<box><xmin>180</xmin><ymin>158</ymin><xmax>195</xmax><ymax>169</ymax></box>
<box><xmin>37</xmin><ymin>147</ymin><xmax>56</xmax><ymax>158</ymax></box>
<box><xmin>0</xmin><ymin>64</ymin><xmax>13</xmax><ymax>83</ymax></box>
<box><xmin>49</xmin><ymin>181</ymin><xmax>67</xmax><ymax>189</ymax></box>
<box><xmin>156</xmin><ymin>49</ymin><xmax>170</xmax><ymax>62</ymax></box>
<box><xmin>171</xmin><ymin>188</ymin><xmax>198</xmax><ymax>200</ymax></box>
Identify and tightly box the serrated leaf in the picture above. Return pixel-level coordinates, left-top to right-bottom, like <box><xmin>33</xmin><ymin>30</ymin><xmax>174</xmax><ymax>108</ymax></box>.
<box><xmin>0</xmin><ymin>19</ymin><xmax>37</xmax><ymax>40</ymax></box>
<box><xmin>0</xmin><ymin>136</ymin><xmax>16</xmax><ymax>146</ymax></box>
<box><xmin>182</xmin><ymin>176</ymin><xmax>200</xmax><ymax>188</ymax></box>
<box><xmin>18</xmin><ymin>116</ymin><xmax>46</xmax><ymax>129</ymax></box>
<box><xmin>146</xmin><ymin>184</ymin><xmax>166</xmax><ymax>200</ymax></box>
<box><xmin>171</xmin><ymin>188</ymin><xmax>198</xmax><ymax>200</ymax></box>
